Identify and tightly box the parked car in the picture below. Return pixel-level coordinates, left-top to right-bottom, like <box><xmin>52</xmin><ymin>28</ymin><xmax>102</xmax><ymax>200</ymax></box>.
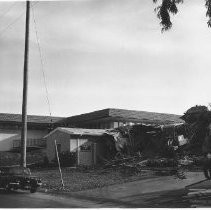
<box><xmin>0</xmin><ymin>166</ymin><xmax>42</xmax><ymax>193</ymax></box>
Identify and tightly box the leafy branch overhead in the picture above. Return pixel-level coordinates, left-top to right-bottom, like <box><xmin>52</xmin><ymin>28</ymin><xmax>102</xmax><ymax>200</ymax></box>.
<box><xmin>153</xmin><ymin>0</ymin><xmax>211</xmax><ymax>31</ymax></box>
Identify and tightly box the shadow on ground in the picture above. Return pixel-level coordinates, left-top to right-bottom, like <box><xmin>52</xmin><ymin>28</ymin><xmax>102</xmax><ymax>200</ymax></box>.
<box><xmin>56</xmin><ymin>188</ymin><xmax>191</xmax><ymax>208</ymax></box>
<box><xmin>0</xmin><ymin>189</ymin><xmax>29</xmax><ymax>195</ymax></box>
<box><xmin>59</xmin><ymin>193</ymin><xmax>146</xmax><ymax>208</ymax></box>
<box><xmin>67</xmin><ymin>188</ymin><xmax>211</xmax><ymax>208</ymax></box>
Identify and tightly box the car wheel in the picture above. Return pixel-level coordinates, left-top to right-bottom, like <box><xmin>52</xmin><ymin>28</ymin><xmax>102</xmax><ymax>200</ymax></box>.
<box><xmin>30</xmin><ymin>187</ymin><xmax>37</xmax><ymax>193</ymax></box>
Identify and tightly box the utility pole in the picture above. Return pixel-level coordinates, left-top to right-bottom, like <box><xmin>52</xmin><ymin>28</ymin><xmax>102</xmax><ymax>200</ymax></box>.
<box><xmin>21</xmin><ymin>1</ymin><xmax>30</xmax><ymax>167</ymax></box>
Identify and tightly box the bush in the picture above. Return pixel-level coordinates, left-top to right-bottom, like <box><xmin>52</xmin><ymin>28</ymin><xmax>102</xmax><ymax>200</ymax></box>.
<box><xmin>0</xmin><ymin>150</ymin><xmax>47</xmax><ymax>167</ymax></box>
<box><xmin>55</xmin><ymin>151</ymin><xmax>77</xmax><ymax>167</ymax></box>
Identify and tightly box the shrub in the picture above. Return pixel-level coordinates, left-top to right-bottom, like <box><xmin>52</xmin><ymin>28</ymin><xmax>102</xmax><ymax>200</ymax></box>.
<box><xmin>55</xmin><ymin>151</ymin><xmax>77</xmax><ymax>167</ymax></box>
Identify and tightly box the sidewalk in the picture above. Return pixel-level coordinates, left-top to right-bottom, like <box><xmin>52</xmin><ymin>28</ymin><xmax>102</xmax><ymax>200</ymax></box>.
<box><xmin>65</xmin><ymin>171</ymin><xmax>205</xmax><ymax>207</ymax></box>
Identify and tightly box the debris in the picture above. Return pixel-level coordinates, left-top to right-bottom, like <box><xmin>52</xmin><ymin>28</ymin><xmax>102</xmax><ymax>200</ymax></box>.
<box><xmin>176</xmin><ymin>169</ymin><xmax>186</xmax><ymax>179</ymax></box>
<box><xmin>178</xmin><ymin>135</ymin><xmax>188</xmax><ymax>146</ymax></box>
<box><xmin>178</xmin><ymin>156</ymin><xmax>194</xmax><ymax>166</ymax></box>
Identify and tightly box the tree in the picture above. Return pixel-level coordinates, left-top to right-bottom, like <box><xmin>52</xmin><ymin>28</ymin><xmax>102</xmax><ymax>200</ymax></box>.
<box><xmin>153</xmin><ymin>0</ymin><xmax>211</xmax><ymax>31</ymax></box>
<box><xmin>181</xmin><ymin>105</ymin><xmax>211</xmax><ymax>153</ymax></box>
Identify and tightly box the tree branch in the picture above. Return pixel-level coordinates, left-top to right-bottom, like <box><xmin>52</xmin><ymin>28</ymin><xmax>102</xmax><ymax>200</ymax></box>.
<box><xmin>153</xmin><ymin>0</ymin><xmax>182</xmax><ymax>32</ymax></box>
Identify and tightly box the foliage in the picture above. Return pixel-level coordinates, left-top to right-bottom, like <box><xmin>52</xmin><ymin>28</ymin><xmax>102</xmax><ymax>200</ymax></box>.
<box><xmin>57</xmin><ymin>151</ymin><xmax>77</xmax><ymax>167</ymax></box>
<box><xmin>153</xmin><ymin>0</ymin><xmax>211</xmax><ymax>31</ymax></box>
<box><xmin>181</xmin><ymin>105</ymin><xmax>209</xmax><ymax>123</ymax></box>
<box><xmin>0</xmin><ymin>150</ymin><xmax>46</xmax><ymax>167</ymax></box>
<box><xmin>181</xmin><ymin>105</ymin><xmax>211</xmax><ymax>153</ymax></box>
<box><xmin>185</xmin><ymin>105</ymin><xmax>208</xmax><ymax>114</ymax></box>
<box><xmin>114</xmin><ymin>125</ymin><xmax>170</xmax><ymax>157</ymax></box>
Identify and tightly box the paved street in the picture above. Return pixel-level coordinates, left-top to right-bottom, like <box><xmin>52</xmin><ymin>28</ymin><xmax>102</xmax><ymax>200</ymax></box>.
<box><xmin>0</xmin><ymin>171</ymin><xmax>209</xmax><ymax>208</ymax></box>
<box><xmin>73</xmin><ymin>171</ymin><xmax>205</xmax><ymax>207</ymax></box>
<box><xmin>0</xmin><ymin>190</ymin><xmax>108</xmax><ymax>208</ymax></box>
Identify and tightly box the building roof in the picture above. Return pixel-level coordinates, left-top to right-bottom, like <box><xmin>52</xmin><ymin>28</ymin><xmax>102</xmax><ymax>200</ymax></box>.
<box><xmin>0</xmin><ymin>113</ymin><xmax>64</xmax><ymax>125</ymax></box>
<box><xmin>0</xmin><ymin>108</ymin><xmax>184</xmax><ymax>127</ymax></box>
<box><xmin>44</xmin><ymin>127</ymin><xmax>108</xmax><ymax>138</ymax></box>
<box><xmin>64</xmin><ymin>108</ymin><xmax>184</xmax><ymax>125</ymax></box>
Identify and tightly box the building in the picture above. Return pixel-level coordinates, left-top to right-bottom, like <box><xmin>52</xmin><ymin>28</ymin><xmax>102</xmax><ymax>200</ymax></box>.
<box><xmin>0</xmin><ymin>113</ymin><xmax>63</xmax><ymax>152</ymax></box>
<box><xmin>45</xmin><ymin>127</ymin><xmax>115</xmax><ymax>166</ymax></box>
<box><xmin>61</xmin><ymin>108</ymin><xmax>184</xmax><ymax>129</ymax></box>
<box><xmin>0</xmin><ymin>108</ymin><xmax>184</xmax><ymax>152</ymax></box>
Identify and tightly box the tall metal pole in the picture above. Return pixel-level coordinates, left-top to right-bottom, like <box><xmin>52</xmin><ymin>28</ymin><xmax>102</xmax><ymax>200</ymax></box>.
<box><xmin>21</xmin><ymin>1</ymin><xmax>30</xmax><ymax>167</ymax></box>
<box><xmin>54</xmin><ymin>140</ymin><xmax>64</xmax><ymax>188</ymax></box>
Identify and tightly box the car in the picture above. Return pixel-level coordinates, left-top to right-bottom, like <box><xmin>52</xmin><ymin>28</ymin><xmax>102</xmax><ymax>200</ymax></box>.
<box><xmin>0</xmin><ymin>166</ymin><xmax>42</xmax><ymax>193</ymax></box>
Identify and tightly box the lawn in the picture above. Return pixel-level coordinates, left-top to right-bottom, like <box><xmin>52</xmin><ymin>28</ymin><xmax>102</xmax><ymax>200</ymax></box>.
<box><xmin>31</xmin><ymin>167</ymin><xmax>154</xmax><ymax>193</ymax></box>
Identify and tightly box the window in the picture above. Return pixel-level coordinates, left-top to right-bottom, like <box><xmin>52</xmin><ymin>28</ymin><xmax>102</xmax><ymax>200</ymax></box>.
<box><xmin>113</xmin><ymin>122</ymin><xmax>118</xmax><ymax>128</ymax></box>
<box><xmin>79</xmin><ymin>140</ymin><xmax>91</xmax><ymax>151</ymax></box>
<box><xmin>117</xmin><ymin>122</ymin><xmax>123</xmax><ymax>127</ymax></box>
<box><xmin>70</xmin><ymin>139</ymin><xmax>77</xmax><ymax>151</ymax></box>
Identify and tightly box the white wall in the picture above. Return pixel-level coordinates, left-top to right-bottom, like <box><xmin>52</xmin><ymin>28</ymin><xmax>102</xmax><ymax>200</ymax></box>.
<box><xmin>46</xmin><ymin>131</ymin><xmax>96</xmax><ymax>165</ymax></box>
<box><xmin>0</xmin><ymin>128</ymin><xmax>48</xmax><ymax>151</ymax></box>
<box><xmin>46</xmin><ymin>130</ymin><xmax>70</xmax><ymax>162</ymax></box>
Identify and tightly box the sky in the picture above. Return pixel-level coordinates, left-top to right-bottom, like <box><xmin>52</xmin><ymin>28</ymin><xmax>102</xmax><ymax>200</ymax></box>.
<box><xmin>0</xmin><ymin>0</ymin><xmax>211</xmax><ymax>117</ymax></box>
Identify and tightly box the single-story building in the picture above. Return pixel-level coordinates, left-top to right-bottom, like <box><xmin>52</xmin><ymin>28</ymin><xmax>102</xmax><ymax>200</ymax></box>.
<box><xmin>45</xmin><ymin>127</ymin><xmax>116</xmax><ymax>166</ymax></box>
<box><xmin>61</xmin><ymin>108</ymin><xmax>184</xmax><ymax>129</ymax></box>
<box><xmin>0</xmin><ymin>108</ymin><xmax>184</xmax><ymax>152</ymax></box>
<box><xmin>45</xmin><ymin>123</ymin><xmax>189</xmax><ymax>166</ymax></box>
<box><xmin>0</xmin><ymin>113</ymin><xmax>63</xmax><ymax>152</ymax></box>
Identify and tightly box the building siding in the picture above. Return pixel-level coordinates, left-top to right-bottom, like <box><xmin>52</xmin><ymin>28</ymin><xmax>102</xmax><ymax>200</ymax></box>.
<box><xmin>46</xmin><ymin>130</ymin><xmax>70</xmax><ymax>162</ymax></box>
<box><xmin>0</xmin><ymin>128</ymin><xmax>48</xmax><ymax>151</ymax></box>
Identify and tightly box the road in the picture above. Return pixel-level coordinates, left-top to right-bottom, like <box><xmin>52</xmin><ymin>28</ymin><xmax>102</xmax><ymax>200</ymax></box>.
<box><xmin>0</xmin><ymin>188</ymin><xmax>187</xmax><ymax>208</ymax></box>
<box><xmin>73</xmin><ymin>171</ymin><xmax>207</xmax><ymax>208</ymax></box>
<box><xmin>0</xmin><ymin>172</ymin><xmax>209</xmax><ymax>208</ymax></box>
<box><xmin>0</xmin><ymin>190</ymin><xmax>107</xmax><ymax>208</ymax></box>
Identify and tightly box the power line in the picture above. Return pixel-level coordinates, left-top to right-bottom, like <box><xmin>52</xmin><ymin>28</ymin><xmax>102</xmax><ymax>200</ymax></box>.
<box><xmin>0</xmin><ymin>2</ymin><xmax>39</xmax><ymax>38</ymax></box>
<box><xmin>32</xmin><ymin>6</ymin><xmax>53</xmax><ymax>119</ymax></box>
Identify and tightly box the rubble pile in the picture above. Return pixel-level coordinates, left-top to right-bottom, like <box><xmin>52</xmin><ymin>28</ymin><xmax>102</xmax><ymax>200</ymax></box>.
<box><xmin>102</xmin><ymin>155</ymin><xmax>143</xmax><ymax>174</ymax></box>
<box><xmin>100</xmin><ymin>119</ymin><xmax>201</xmax><ymax>178</ymax></box>
<box><xmin>101</xmin><ymin>154</ymin><xmax>188</xmax><ymax>178</ymax></box>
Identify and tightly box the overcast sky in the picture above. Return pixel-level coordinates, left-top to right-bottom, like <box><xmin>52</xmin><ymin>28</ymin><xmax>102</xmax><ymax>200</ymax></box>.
<box><xmin>0</xmin><ymin>0</ymin><xmax>211</xmax><ymax>117</ymax></box>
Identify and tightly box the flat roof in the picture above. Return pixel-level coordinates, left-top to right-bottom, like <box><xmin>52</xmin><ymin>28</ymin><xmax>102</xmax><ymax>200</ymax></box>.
<box><xmin>64</xmin><ymin>108</ymin><xmax>184</xmax><ymax>125</ymax></box>
<box><xmin>0</xmin><ymin>108</ymin><xmax>184</xmax><ymax>126</ymax></box>
<box><xmin>0</xmin><ymin>113</ymin><xmax>64</xmax><ymax>125</ymax></box>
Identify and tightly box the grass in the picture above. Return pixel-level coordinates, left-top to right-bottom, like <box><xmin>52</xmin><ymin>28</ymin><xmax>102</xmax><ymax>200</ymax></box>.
<box><xmin>31</xmin><ymin>167</ymin><xmax>154</xmax><ymax>193</ymax></box>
